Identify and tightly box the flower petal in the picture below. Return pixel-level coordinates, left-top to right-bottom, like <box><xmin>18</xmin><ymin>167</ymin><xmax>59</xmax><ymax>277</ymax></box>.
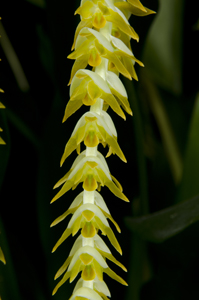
<box><xmin>52</xmin><ymin>271</ymin><xmax>71</xmax><ymax>295</ymax></box>
<box><xmin>106</xmin><ymin>8</ymin><xmax>139</xmax><ymax>41</ymax></box>
<box><xmin>68</xmin><ymin>246</ymin><xmax>108</xmax><ymax>271</ymax></box>
<box><xmin>71</xmin><ymin>287</ymin><xmax>103</xmax><ymax>300</ymax></box>
<box><xmin>95</xmin><ymin>216</ymin><xmax>122</xmax><ymax>254</ymax></box>
<box><xmin>54</xmin><ymin>256</ymin><xmax>72</xmax><ymax>279</ymax></box>
<box><xmin>68</xmin><ymin>203</ymin><xmax>109</xmax><ymax>229</ymax></box>
<box><xmin>104</xmin><ymin>268</ymin><xmax>128</xmax><ymax>286</ymax></box>
<box><xmin>94</xmin><ymin>234</ymin><xmax>111</xmax><ymax>254</ymax></box>
<box><xmin>52</xmin><ymin>228</ymin><xmax>72</xmax><ymax>253</ymax></box>
<box><xmin>50</xmin><ymin>206</ymin><xmax>79</xmax><ymax>227</ymax></box>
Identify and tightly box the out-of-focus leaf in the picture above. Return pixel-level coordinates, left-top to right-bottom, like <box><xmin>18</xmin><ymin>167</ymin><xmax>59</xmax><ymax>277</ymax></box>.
<box><xmin>0</xmin><ymin>108</ymin><xmax>10</xmax><ymax>189</ymax></box>
<box><xmin>143</xmin><ymin>75</ymin><xmax>183</xmax><ymax>184</ymax></box>
<box><xmin>36</xmin><ymin>24</ymin><xmax>54</xmax><ymax>81</ymax></box>
<box><xmin>0</xmin><ymin>218</ymin><xmax>22</xmax><ymax>300</ymax></box>
<box><xmin>193</xmin><ymin>18</ymin><xmax>199</xmax><ymax>30</ymax></box>
<box><xmin>125</xmin><ymin>194</ymin><xmax>199</xmax><ymax>243</ymax></box>
<box><xmin>0</xmin><ymin>22</ymin><xmax>30</xmax><ymax>92</ymax></box>
<box><xmin>124</xmin><ymin>79</ymin><xmax>149</xmax><ymax>214</ymax></box>
<box><xmin>25</xmin><ymin>0</ymin><xmax>46</xmax><ymax>8</ymax></box>
<box><xmin>176</xmin><ymin>93</ymin><xmax>199</xmax><ymax>202</ymax></box>
<box><xmin>143</xmin><ymin>0</ymin><xmax>184</xmax><ymax>94</ymax></box>
<box><xmin>6</xmin><ymin>108</ymin><xmax>40</xmax><ymax>151</ymax></box>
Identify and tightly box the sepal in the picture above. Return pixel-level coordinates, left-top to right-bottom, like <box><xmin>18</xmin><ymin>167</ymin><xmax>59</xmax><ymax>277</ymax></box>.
<box><xmin>51</xmin><ymin>151</ymin><xmax>129</xmax><ymax>203</ymax></box>
<box><xmin>53</xmin><ymin>242</ymin><xmax>127</xmax><ymax>294</ymax></box>
<box><xmin>51</xmin><ymin>202</ymin><xmax>122</xmax><ymax>253</ymax></box>
<box><xmin>65</xmin><ymin>69</ymin><xmax>126</xmax><ymax>120</ymax></box>
<box><xmin>68</xmin><ymin>27</ymin><xmax>143</xmax><ymax>82</ymax></box>
<box><xmin>61</xmin><ymin>110</ymin><xmax>127</xmax><ymax>165</ymax></box>
<box><xmin>73</xmin><ymin>0</ymin><xmax>139</xmax><ymax>49</ymax></box>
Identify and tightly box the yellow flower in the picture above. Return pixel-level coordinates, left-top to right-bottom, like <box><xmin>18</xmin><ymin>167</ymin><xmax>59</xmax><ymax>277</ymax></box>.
<box><xmin>73</xmin><ymin>277</ymin><xmax>111</xmax><ymax>300</ymax></box>
<box><xmin>51</xmin><ymin>0</ymin><xmax>155</xmax><ymax>298</ymax></box>
<box><xmin>51</xmin><ymin>192</ymin><xmax>123</xmax><ymax>252</ymax></box>
<box><xmin>72</xmin><ymin>0</ymin><xmax>141</xmax><ymax>49</ymax></box>
<box><xmin>52</xmin><ymin>243</ymin><xmax>127</xmax><ymax>295</ymax></box>
<box><xmin>70</xmin><ymin>286</ymin><xmax>107</xmax><ymax>300</ymax></box>
<box><xmin>68</xmin><ymin>27</ymin><xmax>143</xmax><ymax>84</ymax></box>
<box><xmin>61</xmin><ymin>110</ymin><xmax>127</xmax><ymax>164</ymax></box>
<box><xmin>51</xmin><ymin>151</ymin><xmax>129</xmax><ymax>203</ymax></box>
<box><xmin>65</xmin><ymin>69</ymin><xmax>128</xmax><ymax>121</ymax></box>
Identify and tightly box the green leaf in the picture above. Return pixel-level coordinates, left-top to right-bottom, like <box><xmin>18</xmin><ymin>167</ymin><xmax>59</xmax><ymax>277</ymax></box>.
<box><xmin>25</xmin><ymin>0</ymin><xmax>46</xmax><ymax>8</ymax></box>
<box><xmin>6</xmin><ymin>108</ymin><xmax>40</xmax><ymax>151</ymax></box>
<box><xmin>125</xmin><ymin>194</ymin><xmax>199</xmax><ymax>243</ymax></box>
<box><xmin>0</xmin><ymin>108</ymin><xmax>10</xmax><ymax>189</ymax></box>
<box><xmin>176</xmin><ymin>93</ymin><xmax>199</xmax><ymax>202</ymax></box>
<box><xmin>143</xmin><ymin>76</ymin><xmax>182</xmax><ymax>184</ymax></box>
<box><xmin>0</xmin><ymin>218</ymin><xmax>22</xmax><ymax>300</ymax></box>
<box><xmin>143</xmin><ymin>0</ymin><xmax>184</xmax><ymax>94</ymax></box>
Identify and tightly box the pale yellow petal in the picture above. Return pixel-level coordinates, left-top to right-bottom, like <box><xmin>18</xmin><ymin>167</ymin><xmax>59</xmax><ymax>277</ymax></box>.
<box><xmin>53</xmin><ymin>169</ymin><xmax>72</xmax><ymax>189</ymax></box>
<box><xmin>127</xmin><ymin>0</ymin><xmax>147</xmax><ymax>12</ymax></box>
<box><xmin>52</xmin><ymin>228</ymin><xmax>72</xmax><ymax>252</ymax></box>
<box><xmin>104</xmin><ymin>50</ymin><xmax>132</xmax><ymax>80</ymax></box>
<box><xmin>75</xmin><ymin>1</ymin><xmax>94</xmax><ymax>19</ymax></box>
<box><xmin>100</xmin><ymin>208</ymin><xmax>121</xmax><ymax>233</ymax></box>
<box><xmin>54</xmin><ymin>256</ymin><xmax>72</xmax><ymax>279</ymax></box>
<box><xmin>99</xmin><ymin>250</ymin><xmax>127</xmax><ymax>271</ymax></box>
<box><xmin>52</xmin><ymin>271</ymin><xmax>71</xmax><ymax>295</ymax></box>
<box><xmin>92</xmin><ymin>259</ymin><xmax>103</xmax><ymax>282</ymax></box>
<box><xmin>70</xmin><ymin>259</ymin><xmax>82</xmax><ymax>282</ymax></box>
<box><xmin>72</xmin><ymin>19</ymin><xmax>93</xmax><ymax>50</ymax></box>
<box><xmin>0</xmin><ymin>247</ymin><xmax>6</xmax><ymax>264</ymax></box>
<box><xmin>62</xmin><ymin>99</ymin><xmax>83</xmax><ymax>122</ymax></box>
<box><xmin>0</xmin><ymin>102</ymin><xmax>5</xmax><ymax>108</ymax></box>
<box><xmin>101</xmin><ymin>91</ymin><xmax>126</xmax><ymax>120</ymax></box>
<box><xmin>95</xmin><ymin>216</ymin><xmax>122</xmax><ymax>255</ymax></box>
<box><xmin>0</xmin><ymin>137</ymin><xmax>6</xmax><ymax>145</ymax></box>
<box><xmin>105</xmin><ymin>133</ymin><xmax>127</xmax><ymax>162</ymax></box>
<box><xmin>68</xmin><ymin>59</ymin><xmax>88</xmax><ymax>86</ymax></box>
<box><xmin>50</xmin><ymin>207</ymin><xmax>79</xmax><ymax>227</ymax></box>
<box><xmin>104</xmin><ymin>268</ymin><xmax>128</xmax><ymax>286</ymax></box>
<box><xmin>105</xmin><ymin>179</ymin><xmax>129</xmax><ymax>202</ymax></box>
<box><xmin>68</xmin><ymin>40</ymin><xmax>90</xmax><ymax>60</ymax></box>
<box><xmin>106</xmin><ymin>8</ymin><xmax>139</xmax><ymax>41</ymax></box>
<box><xmin>60</xmin><ymin>125</ymin><xmax>86</xmax><ymax>166</ymax></box>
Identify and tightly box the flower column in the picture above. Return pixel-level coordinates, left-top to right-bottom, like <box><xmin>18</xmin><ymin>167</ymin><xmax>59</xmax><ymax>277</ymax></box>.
<box><xmin>51</xmin><ymin>1</ymin><xmax>154</xmax><ymax>299</ymax></box>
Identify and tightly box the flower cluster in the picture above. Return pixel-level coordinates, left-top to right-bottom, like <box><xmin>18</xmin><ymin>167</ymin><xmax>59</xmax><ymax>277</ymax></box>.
<box><xmin>51</xmin><ymin>1</ymin><xmax>154</xmax><ymax>299</ymax></box>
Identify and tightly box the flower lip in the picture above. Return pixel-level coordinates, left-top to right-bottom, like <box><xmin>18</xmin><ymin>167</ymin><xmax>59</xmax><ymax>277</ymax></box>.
<box><xmin>68</xmin><ymin>203</ymin><xmax>109</xmax><ymax>229</ymax></box>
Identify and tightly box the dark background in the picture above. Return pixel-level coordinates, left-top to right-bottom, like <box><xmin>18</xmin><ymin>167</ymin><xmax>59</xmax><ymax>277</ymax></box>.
<box><xmin>0</xmin><ymin>0</ymin><xmax>199</xmax><ymax>299</ymax></box>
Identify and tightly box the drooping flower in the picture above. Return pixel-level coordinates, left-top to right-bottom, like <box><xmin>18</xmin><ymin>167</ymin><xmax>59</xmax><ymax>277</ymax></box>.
<box><xmin>60</xmin><ymin>110</ymin><xmax>127</xmax><ymax>164</ymax></box>
<box><xmin>51</xmin><ymin>1</ymin><xmax>155</xmax><ymax>299</ymax></box>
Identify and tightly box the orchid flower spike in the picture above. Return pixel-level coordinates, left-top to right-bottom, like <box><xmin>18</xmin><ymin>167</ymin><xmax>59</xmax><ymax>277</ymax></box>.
<box><xmin>51</xmin><ymin>0</ymin><xmax>155</xmax><ymax>299</ymax></box>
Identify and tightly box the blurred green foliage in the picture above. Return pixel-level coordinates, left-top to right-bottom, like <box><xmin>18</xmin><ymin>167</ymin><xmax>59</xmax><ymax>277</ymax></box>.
<box><xmin>0</xmin><ymin>0</ymin><xmax>199</xmax><ymax>299</ymax></box>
